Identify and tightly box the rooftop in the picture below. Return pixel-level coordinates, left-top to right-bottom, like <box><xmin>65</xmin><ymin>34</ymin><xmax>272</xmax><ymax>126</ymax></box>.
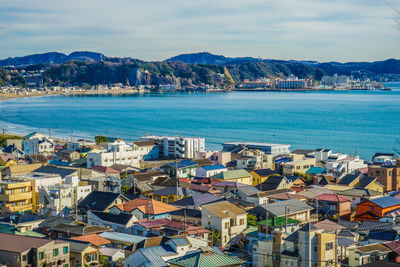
<box><xmin>202</xmin><ymin>201</ymin><xmax>246</xmax><ymax>218</ymax></box>
<box><xmin>115</xmin><ymin>198</ymin><xmax>179</xmax><ymax>214</ymax></box>
<box><xmin>70</xmin><ymin>233</ymin><xmax>111</xmax><ymax>246</ymax></box>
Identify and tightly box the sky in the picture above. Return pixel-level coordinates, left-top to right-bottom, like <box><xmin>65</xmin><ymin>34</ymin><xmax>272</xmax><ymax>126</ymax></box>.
<box><xmin>0</xmin><ymin>0</ymin><xmax>399</xmax><ymax>62</ymax></box>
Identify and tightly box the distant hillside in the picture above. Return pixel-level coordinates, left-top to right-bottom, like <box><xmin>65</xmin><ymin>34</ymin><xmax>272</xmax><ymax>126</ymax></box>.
<box><xmin>166</xmin><ymin>52</ymin><xmax>261</xmax><ymax>65</ymax></box>
<box><xmin>1</xmin><ymin>51</ymin><xmax>399</xmax><ymax>86</ymax></box>
<box><xmin>0</xmin><ymin>51</ymin><xmax>105</xmax><ymax>67</ymax></box>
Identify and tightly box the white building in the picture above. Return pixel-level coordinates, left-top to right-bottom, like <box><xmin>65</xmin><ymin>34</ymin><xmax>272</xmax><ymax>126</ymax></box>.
<box><xmin>326</xmin><ymin>155</ymin><xmax>367</xmax><ymax>178</ymax></box>
<box><xmin>222</xmin><ymin>142</ymin><xmax>290</xmax><ymax>157</ymax></box>
<box><xmin>22</xmin><ymin>132</ymin><xmax>54</xmax><ymax>156</ymax></box>
<box><xmin>87</xmin><ymin>139</ymin><xmax>141</xmax><ymax>168</ymax></box>
<box><xmin>195</xmin><ymin>164</ymin><xmax>227</xmax><ymax>178</ymax></box>
<box><xmin>315</xmin><ymin>149</ymin><xmax>367</xmax><ymax>177</ymax></box>
<box><xmin>140</xmin><ymin>135</ymin><xmax>205</xmax><ymax>159</ymax></box>
<box><xmin>276</xmin><ymin>74</ymin><xmax>311</xmax><ymax>89</ymax></box>
<box><xmin>67</xmin><ymin>139</ymin><xmax>96</xmax><ymax>151</ymax></box>
<box><xmin>40</xmin><ymin>175</ymin><xmax>92</xmax><ymax>217</ymax></box>
<box><xmin>321</xmin><ymin>74</ymin><xmax>350</xmax><ymax>88</ymax></box>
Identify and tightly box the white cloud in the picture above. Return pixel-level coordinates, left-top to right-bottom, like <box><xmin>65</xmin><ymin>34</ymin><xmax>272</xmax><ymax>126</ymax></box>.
<box><xmin>0</xmin><ymin>0</ymin><xmax>399</xmax><ymax>61</ymax></box>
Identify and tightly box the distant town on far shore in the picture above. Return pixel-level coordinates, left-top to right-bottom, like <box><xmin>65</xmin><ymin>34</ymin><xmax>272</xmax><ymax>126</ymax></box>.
<box><xmin>0</xmin><ymin>51</ymin><xmax>398</xmax><ymax>99</ymax></box>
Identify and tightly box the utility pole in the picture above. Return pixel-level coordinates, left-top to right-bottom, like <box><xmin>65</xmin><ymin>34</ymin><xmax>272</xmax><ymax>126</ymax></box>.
<box><xmin>285</xmin><ymin>205</ymin><xmax>290</xmax><ymax>233</ymax></box>
<box><xmin>184</xmin><ymin>209</ymin><xmax>187</xmax><ymax>234</ymax></box>
<box><xmin>265</xmin><ymin>209</ymin><xmax>269</xmax><ymax>238</ymax></box>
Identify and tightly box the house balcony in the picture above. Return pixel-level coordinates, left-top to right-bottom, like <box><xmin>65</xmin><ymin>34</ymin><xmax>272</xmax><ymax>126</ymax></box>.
<box><xmin>229</xmin><ymin>225</ymin><xmax>244</xmax><ymax>236</ymax></box>
<box><xmin>1</xmin><ymin>203</ymin><xmax>33</xmax><ymax>213</ymax></box>
<box><xmin>0</xmin><ymin>192</ymin><xmax>33</xmax><ymax>202</ymax></box>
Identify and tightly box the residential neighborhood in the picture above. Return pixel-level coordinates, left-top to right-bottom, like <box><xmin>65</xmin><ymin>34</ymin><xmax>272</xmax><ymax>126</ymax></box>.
<box><xmin>1</xmin><ymin>132</ymin><xmax>400</xmax><ymax>266</ymax></box>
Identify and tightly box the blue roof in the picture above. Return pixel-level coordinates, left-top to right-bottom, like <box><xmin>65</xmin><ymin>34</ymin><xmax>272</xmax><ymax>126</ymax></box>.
<box><xmin>368</xmin><ymin>230</ymin><xmax>399</xmax><ymax>241</ymax></box>
<box><xmin>49</xmin><ymin>160</ymin><xmax>72</xmax><ymax>166</ymax></box>
<box><xmin>201</xmin><ymin>164</ymin><xmax>226</xmax><ymax>171</ymax></box>
<box><xmin>99</xmin><ymin>232</ymin><xmax>147</xmax><ymax>244</ymax></box>
<box><xmin>370</xmin><ymin>196</ymin><xmax>400</xmax><ymax>208</ymax></box>
<box><xmin>139</xmin><ymin>245</ymin><xmax>176</xmax><ymax>266</ymax></box>
<box><xmin>166</xmin><ymin>160</ymin><xmax>198</xmax><ymax>169</ymax></box>
<box><xmin>306</xmin><ymin>166</ymin><xmax>325</xmax><ymax>174</ymax></box>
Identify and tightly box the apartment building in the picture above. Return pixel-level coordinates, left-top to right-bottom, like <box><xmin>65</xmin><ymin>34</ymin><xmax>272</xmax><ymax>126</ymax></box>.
<box><xmin>222</xmin><ymin>142</ymin><xmax>290</xmax><ymax>157</ymax></box>
<box><xmin>0</xmin><ymin>233</ymin><xmax>70</xmax><ymax>267</ymax></box>
<box><xmin>140</xmin><ymin>135</ymin><xmax>205</xmax><ymax>159</ymax></box>
<box><xmin>87</xmin><ymin>139</ymin><xmax>141</xmax><ymax>168</ymax></box>
<box><xmin>283</xmin><ymin>157</ymin><xmax>316</xmax><ymax>175</ymax></box>
<box><xmin>253</xmin><ymin>223</ymin><xmax>336</xmax><ymax>267</ymax></box>
<box><xmin>0</xmin><ymin>179</ymin><xmax>34</xmax><ymax>213</ymax></box>
<box><xmin>201</xmin><ymin>201</ymin><xmax>247</xmax><ymax>247</ymax></box>
<box><xmin>368</xmin><ymin>159</ymin><xmax>400</xmax><ymax>191</ymax></box>
<box><xmin>22</xmin><ymin>132</ymin><xmax>54</xmax><ymax>156</ymax></box>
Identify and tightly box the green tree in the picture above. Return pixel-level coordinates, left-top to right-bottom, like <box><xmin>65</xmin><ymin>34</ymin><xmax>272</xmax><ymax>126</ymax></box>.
<box><xmin>293</xmin><ymin>172</ymin><xmax>313</xmax><ymax>185</ymax></box>
<box><xmin>99</xmin><ymin>255</ymin><xmax>108</xmax><ymax>266</ymax></box>
<box><xmin>210</xmin><ymin>228</ymin><xmax>221</xmax><ymax>245</ymax></box>
<box><xmin>94</xmin><ymin>135</ymin><xmax>108</xmax><ymax>144</ymax></box>
<box><xmin>247</xmin><ymin>214</ymin><xmax>257</xmax><ymax>226</ymax></box>
<box><xmin>121</xmin><ymin>185</ymin><xmax>130</xmax><ymax>194</ymax></box>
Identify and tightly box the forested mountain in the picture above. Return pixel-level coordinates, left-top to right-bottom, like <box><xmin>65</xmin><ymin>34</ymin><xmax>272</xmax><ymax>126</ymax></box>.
<box><xmin>0</xmin><ymin>51</ymin><xmax>399</xmax><ymax>87</ymax></box>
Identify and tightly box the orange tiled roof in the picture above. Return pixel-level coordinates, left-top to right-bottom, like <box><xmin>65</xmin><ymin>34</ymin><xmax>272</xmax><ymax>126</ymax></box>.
<box><xmin>115</xmin><ymin>198</ymin><xmax>180</xmax><ymax>214</ymax></box>
<box><xmin>70</xmin><ymin>233</ymin><xmax>111</xmax><ymax>246</ymax></box>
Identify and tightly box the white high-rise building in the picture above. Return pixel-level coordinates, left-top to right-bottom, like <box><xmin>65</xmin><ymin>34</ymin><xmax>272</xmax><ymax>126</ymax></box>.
<box><xmin>140</xmin><ymin>135</ymin><xmax>205</xmax><ymax>159</ymax></box>
<box><xmin>87</xmin><ymin>139</ymin><xmax>141</xmax><ymax>168</ymax></box>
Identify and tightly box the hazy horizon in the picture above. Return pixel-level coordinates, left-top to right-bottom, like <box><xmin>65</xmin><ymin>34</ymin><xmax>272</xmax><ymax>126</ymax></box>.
<box><xmin>1</xmin><ymin>0</ymin><xmax>400</xmax><ymax>62</ymax></box>
<box><xmin>1</xmin><ymin>50</ymin><xmax>400</xmax><ymax>64</ymax></box>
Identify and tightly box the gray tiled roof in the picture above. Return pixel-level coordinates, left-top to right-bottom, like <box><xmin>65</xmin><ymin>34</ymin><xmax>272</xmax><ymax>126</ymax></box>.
<box><xmin>261</xmin><ymin>199</ymin><xmax>313</xmax><ymax>217</ymax></box>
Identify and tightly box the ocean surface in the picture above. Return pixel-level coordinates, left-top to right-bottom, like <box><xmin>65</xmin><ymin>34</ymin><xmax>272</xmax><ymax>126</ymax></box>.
<box><xmin>1</xmin><ymin>82</ymin><xmax>400</xmax><ymax>159</ymax></box>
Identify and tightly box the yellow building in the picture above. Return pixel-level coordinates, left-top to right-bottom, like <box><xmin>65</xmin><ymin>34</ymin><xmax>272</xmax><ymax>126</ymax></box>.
<box><xmin>283</xmin><ymin>157</ymin><xmax>317</xmax><ymax>176</ymax></box>
<box><xmin>0</xmin><ymin>179</ymin><xmax>35</xmax><ymax>213</ymax></box>
<box><xmin>69</xmin><ymin>240</ymin><xmax>99</xmax><ymax>267</ymax></box>
<box><xmin>250</xmin><ymin>169</ymin><xmax>278</xmax><ymax>186</ymax></box>
<box><xmin>151</xmin><ymin>187</ymin><xmax>191</xmax><ymax>203</ymax></box>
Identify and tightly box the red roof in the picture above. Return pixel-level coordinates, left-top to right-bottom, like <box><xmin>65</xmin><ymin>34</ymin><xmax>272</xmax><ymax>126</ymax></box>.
<box><xmin>115</xmin><ymin>198</ymin><xmax>179</xmax><ymax>214</ymax></box>
<box><xmin>91</xmin><ymin>165</ymin><xmax>120</xmax><ymax>173</ymax></box>
<box><xmin>136</xmin><ymin>218</ymin><xmax>171</xmax><ymax>228</ymax></box>
<box><xmin>290</xmin><ymin>187</ymin><xmax>304</xmax><ymax>192</ymax></box>
<box><xmin>70</xmin><ymin>234</ymin><xmax>111</xmax><ymax>246</ymax></box>
<box><xmin>312</xmin><ymin>193</ymin><xmax>350</xmax><ymax>203</ymax></box>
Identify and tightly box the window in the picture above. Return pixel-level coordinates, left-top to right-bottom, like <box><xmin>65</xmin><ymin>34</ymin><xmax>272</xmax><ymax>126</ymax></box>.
<box><xmin>63</xmin><ymin>264</ymin><xmax>69</xmax><ymax>267</ymax></box>
<box><xmin>326</xmin><ymin>242</ymin><xmax>333</xmax><ymax>250</ymax></box>
<box><xmin>63</xmin><ymin>246</ymin><xmax>68</xmax><ymax>254</ymax></box>
<box><xmin>53</xmin><ymin>248</ymin><xmax>59</xmax><ymax>256</ymax></box>
<box><xmin>240</xmin><ymin>219</ymin><xmax>244</xmax><ymax>225</ymax></box>
<box><xmin>22</xmin><ymin>254</ymin><xmax>28</xmax><ymax>261</ymax></box>
<box><xmin>38</xmin><ymin>252</ymin><xmax>44</xmax><ymax>260</ymax></box>
<box><xmin>225</xmin><ymin>222</ymin><xmax>229</xmax><ymax>229</ymax></box>
<box><xmin>376</xmin><ymin>170</ymin><xmax>380</xmax><ymax>175</ymax></box>
<box><xmin>85</xmin><ymin>253</ymin><xmax>97</xmax><ymax>262</ymax></box>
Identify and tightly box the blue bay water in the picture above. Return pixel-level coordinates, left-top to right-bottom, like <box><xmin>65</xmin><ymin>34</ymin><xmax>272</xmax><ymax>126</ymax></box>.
<box><xmin>1</xmin><ymin>82</ymin><xmax>400</xmax><ymax>160</ymax></box>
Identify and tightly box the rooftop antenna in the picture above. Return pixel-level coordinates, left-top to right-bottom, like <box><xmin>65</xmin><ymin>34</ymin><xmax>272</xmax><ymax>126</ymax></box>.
<box><xmin>184</xmin><ymin>209</ymin><xmax>187</xmax><ymax>233</ymax></box>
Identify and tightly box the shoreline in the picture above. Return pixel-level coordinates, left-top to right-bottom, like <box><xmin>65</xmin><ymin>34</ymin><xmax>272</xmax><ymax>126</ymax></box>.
<box><xmin>0</xmin><ymin>86</ymin><xmax>393</xmax><ymax>101</ymax></box>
